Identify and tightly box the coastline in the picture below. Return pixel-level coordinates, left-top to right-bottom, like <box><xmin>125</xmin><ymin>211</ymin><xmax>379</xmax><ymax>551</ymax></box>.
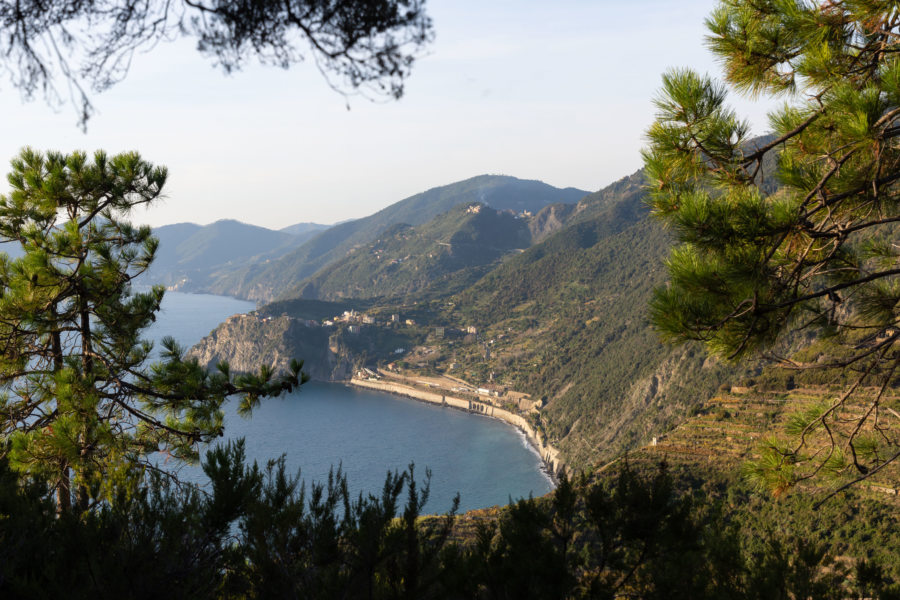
<box><xmin>347</xmin><ymin>377</ymin><xmax>564</xmax><ymax>487</ymax></box>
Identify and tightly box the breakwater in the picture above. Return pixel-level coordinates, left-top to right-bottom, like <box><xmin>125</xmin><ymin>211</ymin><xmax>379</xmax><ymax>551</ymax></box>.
<box><xmin>349</xmin><ymin>378</ymin><xmax>564</xmax><ymax>479</ymax></box>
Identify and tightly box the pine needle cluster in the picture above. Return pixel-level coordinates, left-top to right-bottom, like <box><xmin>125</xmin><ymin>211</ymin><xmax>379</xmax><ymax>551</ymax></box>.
<box><xmin>644</xmin><ymin>0</ymin><xmax>900</xmax><ymax>493</ymax></box>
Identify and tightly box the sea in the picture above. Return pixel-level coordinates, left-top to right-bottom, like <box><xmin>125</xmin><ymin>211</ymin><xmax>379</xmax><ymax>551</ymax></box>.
<box><xmin>147</xmin><ymin>291</ymin><xmax>554</xmax><ymax>513</ymax></box>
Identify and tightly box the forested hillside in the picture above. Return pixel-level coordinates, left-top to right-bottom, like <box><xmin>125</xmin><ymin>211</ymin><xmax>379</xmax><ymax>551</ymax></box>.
<box><xmin>290</xmin><ymin>203</ymin><xmax>533</xmax><ymax>301</ymax></box>
<box><xmin>205</xmin><ymin>175</ymin><xmax>588</xmax><ymax>302</ymax></box>
<box><xmin>443</xmin><ymin>176</ymin><xmax>743</xmax><ymax>465</ymax></box>
<box><xmin>192</xmin><ymin>168</ymin><xmax>747</xmax><ymax>470</ymax></box>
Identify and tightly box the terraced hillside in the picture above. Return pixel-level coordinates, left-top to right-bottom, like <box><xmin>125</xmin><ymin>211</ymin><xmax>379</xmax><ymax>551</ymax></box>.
<box><xmin>438</xmin><ymin>201</ymin><xmax>742</xmax><ymax>468</ymax></box>
<box><xmin>441</xmin><ymin>383</ymin><xmax>900</xmax><ymax>587</ymax></box>
<box><xmin>630</xmin><ymin>386</ymin><xmax>900</xmax><ymax>502</ymax></box>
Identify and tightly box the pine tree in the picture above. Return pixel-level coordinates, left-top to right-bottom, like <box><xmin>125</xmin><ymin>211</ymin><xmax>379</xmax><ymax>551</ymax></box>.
<box><xmin>643</xmin><ymin>1</ymin><xmax>900</xmax><ymax>492</ymax></box>
<box><xmin>0</xmin><ymin>148</ymin><xmax>305</xmax><ymax>512</ymax></box>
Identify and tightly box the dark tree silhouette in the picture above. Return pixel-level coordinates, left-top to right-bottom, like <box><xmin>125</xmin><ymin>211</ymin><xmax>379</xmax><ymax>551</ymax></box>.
<box><xmin>0</xmin><ymin>0</ymin><xmax>433</xmax><ymax>127</ymax></box>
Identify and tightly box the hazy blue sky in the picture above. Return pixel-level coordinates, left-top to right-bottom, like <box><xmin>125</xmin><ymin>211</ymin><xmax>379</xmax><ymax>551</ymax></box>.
<box><xmin>0</xmin><ymin>0</ymin><xmax>777</xmax><ymax>230</ymax></box>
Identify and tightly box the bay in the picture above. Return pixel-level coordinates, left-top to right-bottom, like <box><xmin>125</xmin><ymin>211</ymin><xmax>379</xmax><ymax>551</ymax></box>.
<box><xmin>148</xmin><ymin>291</ymin><xmax>554</xmax><ymax>513</ymax></box>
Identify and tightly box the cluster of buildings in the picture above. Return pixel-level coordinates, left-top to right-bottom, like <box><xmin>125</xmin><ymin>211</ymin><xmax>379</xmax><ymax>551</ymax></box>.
<box><xmin>322</xmin><ymin>310</ymin><xmax>418</xmax><ymax>332</ymax></box>
<box><xmin>247</xmin><ymin>308</ymin><xmax>483</xmax><ymax>343</ymax></box>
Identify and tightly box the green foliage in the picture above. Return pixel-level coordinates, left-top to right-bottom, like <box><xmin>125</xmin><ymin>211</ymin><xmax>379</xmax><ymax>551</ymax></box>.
<box><xmin>724</xmin><ymin>478</ymin><xmax>900</xmax><ymax>600</ymax></box>
<box><xmin>3</xmin><ymin>440</ymin><xmax>898</xmax><ymax>598</ymax></box>
<box><xmin>0</xmin><ymin>443</ymin><xmax>458</xmax><ymax>599</ymax></box>
<box><xmin>644</xmin><ymin>0</ymin><xmax>900</xmax><ymax>491</ymax></box>
<box><xmin>442</xmin><ymin>463</ymin><xmax>900</xmax><ymax>599</ymax></box>
<box><xmin>0</xmin><ymin>149</ymin><xmax>304</xmax><ymax>511</ymax></box>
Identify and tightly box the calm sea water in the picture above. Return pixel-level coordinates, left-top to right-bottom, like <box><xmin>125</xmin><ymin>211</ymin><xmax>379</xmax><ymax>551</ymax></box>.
<box><xmin>147</xmin><ymin>291</ymin><xmax>553</xmax><ymax>513</ymax></box>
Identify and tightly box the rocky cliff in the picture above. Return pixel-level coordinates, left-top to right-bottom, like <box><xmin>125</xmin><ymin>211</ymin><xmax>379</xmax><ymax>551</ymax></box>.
<box><xmin>189</xmin><ymin>314</ymin><xmax>354</xmax><ymax>381</ymax></box>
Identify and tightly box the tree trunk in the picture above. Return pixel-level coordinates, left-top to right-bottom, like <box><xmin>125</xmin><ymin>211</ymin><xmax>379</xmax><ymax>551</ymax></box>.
<box><xmin>51</xmin><ymin>303</ymin><xmax>70</xmax><ymax>514</ymax></box>
<box><xmin>57</xmin><ymin>461</ymin><xmax>71</xmax><ymax>515</ymax></box>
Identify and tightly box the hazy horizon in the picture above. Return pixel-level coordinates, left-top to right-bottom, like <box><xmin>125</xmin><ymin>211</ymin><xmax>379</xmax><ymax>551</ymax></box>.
<box><xmin>154</xmin><ymin>172</ymin><xmax>594</xmax><ymax>229</ymax></box>
<box><xmin>0</xmin><ymin>0</ymin><xmax>777</xmax><ymax>230</ymax></box>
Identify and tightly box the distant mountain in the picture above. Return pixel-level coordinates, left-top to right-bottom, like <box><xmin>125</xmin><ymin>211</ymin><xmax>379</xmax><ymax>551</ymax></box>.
<box><xmin>145</xmin><ymin>219</ymin><xmax>312</xmax><ymax>290</ymax></box>
<box><xmin>280</xmin><ymin>222</ymin><xmax>331</xmax><ymax>239</ymax></box>
<box><xmin>191</xmin><ymin>168</ymin><xmax>721</xmax><ymax>468</ymax></box>
<box><xmin>192</xmin><ymin>167</ymin><xmax>741</xmax><ymax>471</ymax></box>
<box><xmin>205</xmin><ymin>175</ymin><xmax>589</xmax><ymax>302</ymax></box>
<box><xmin>188</xmin><ymin>137</ymin><xmax>794</xmax><ymax>475</ymax></box>
<box><xmin>291</xmin><ymin>203</ymin><xmax>533</xmax><ymax>301</ymax></box>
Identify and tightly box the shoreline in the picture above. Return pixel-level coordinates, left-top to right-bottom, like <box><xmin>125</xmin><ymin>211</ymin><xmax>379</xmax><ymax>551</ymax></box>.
<box><xmin>347</xmin><ymin>378</ymin><xmax>564</xmax><ymax>487</ymax></box>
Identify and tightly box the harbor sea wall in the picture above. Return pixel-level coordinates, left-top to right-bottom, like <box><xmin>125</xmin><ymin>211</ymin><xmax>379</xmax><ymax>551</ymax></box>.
<box><xmin>349</xmin><ymin>378</ymin><xmax>565</xmax><ymax>478</ymax></box>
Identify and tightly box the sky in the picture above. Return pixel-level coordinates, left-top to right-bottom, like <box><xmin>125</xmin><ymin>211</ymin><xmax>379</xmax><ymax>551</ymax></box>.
<box><xmin>0</xmin><ymin>0</ymin><xmax>779</xmax><ymax>230</ymax></box>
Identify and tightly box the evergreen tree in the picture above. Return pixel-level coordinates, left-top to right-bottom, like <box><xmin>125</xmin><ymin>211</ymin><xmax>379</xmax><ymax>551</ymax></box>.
<box><xmin>0</xmin><ymin>148</ymin><xmax>305</xmax><ymax>512</ymax></box>
<box><xmin>643</xmin><ymin>1</ymin><xmax>900</xmax><ymax>492</ymax></box>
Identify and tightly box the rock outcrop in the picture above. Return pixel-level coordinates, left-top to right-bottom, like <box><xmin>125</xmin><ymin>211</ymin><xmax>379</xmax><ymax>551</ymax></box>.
<box><xmin>189</xmin><ymin>315</ymin><xmax>353</xmax><ymax>381</ymax></box>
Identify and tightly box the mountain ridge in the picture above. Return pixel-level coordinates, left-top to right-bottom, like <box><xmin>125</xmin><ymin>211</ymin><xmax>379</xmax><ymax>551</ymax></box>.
<box><xmin>287</xmin><ymin>202</ymin><xmax>535</xmax><ymax>302</ymax></box>
<box><xmin>145</xmin><ymin>219</ymin><xmax>324</xmax><ymax>290</ymax></box>
<box><xmin>186</xmin><ymin>166</ymin><xmax>744</xmax><ymax>470</ymax></box>
<box><xmin>203</xmin><ymin>175</ymin><xmax>590</xmax><ymax>302</ymax></box>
